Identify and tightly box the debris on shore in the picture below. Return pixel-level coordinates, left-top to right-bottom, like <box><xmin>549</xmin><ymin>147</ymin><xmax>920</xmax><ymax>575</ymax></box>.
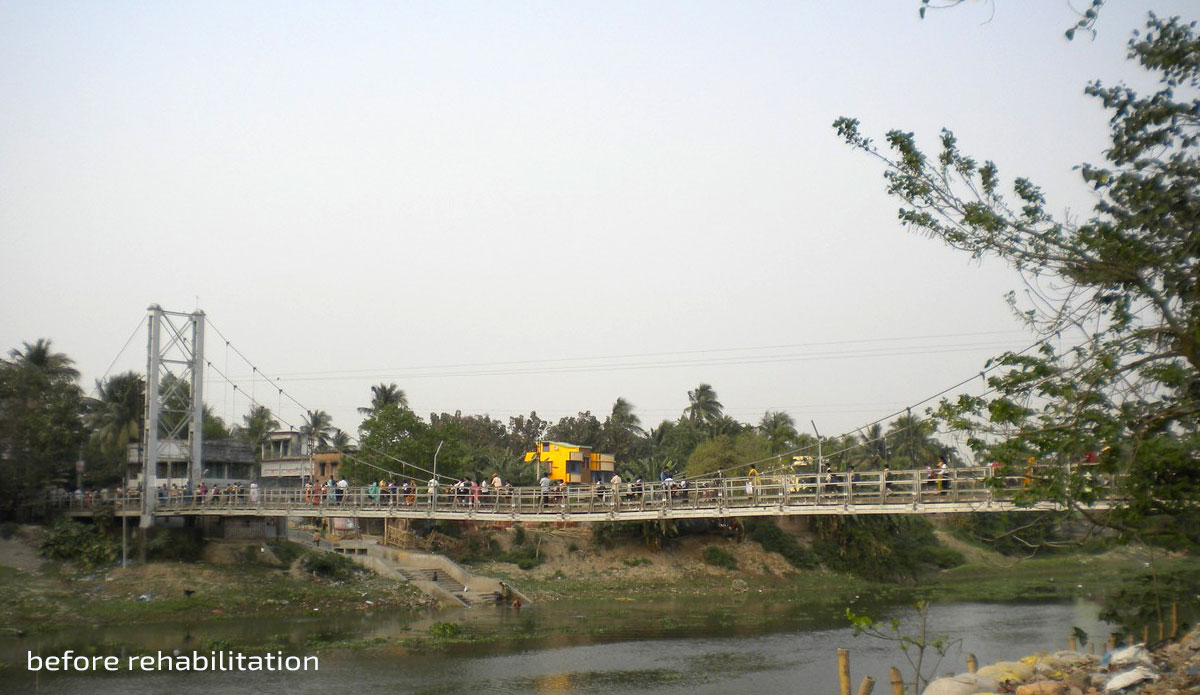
<box><xmin>922</xmin><ymin>627</ymin><xmax>1199</xmax><ymax>694</ymax></box>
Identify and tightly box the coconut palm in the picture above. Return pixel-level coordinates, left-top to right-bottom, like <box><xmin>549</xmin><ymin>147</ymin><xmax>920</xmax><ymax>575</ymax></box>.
<box><xmin>301</xmin><ymin>409</ymin><xmax>335</xmax><ymax>450</ymax></box>
<box><xmin>90</xmin><ymin>371</ymin><xmax>145</xmax><ymax>456</ymax></box>
<box><xmin>684</xmin><ymin>383</ymin><xmax>723</xmax><ymax>427</ymax></box>
<box><xmin>357</xmin><ymin>382</ymin><xmax>408</xmax><ymax>416</ymax></box>
<box><xmin>330</xmin><ymin>428</ymin><xmax>352</xmax><ymax>452</ymax></box>
<box><xmin>238</xmin><ymin>404</ymin><xmax>279</xmax><ymax>458</ymax></box>
<box><xmin>887</xmin><ymin>413</ymin><xmax>939</xmax><ymax>466</ymax></box>
<box><xmin>758</xmin><ymin>410</ymin><xmax>798</xmax><ymax>453</ymax></box>
<box><xmin>609</xmin><ymin>397</ymin><xmax>645</xmax><ymax>436</ymax></box>
<box><xmin>9</xmin><ymin>338</ymin><xmax>79</xmax><ymax>383</ymax></box>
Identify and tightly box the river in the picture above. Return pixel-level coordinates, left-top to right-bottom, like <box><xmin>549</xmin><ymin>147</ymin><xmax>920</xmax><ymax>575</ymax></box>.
<box><xmin>4</xmin><ymin>597</ymin><xmax>1113</xmax><ymax>694</ymax></box>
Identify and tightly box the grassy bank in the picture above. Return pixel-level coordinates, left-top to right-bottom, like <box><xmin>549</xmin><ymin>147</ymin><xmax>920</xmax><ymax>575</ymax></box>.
<box><xmin>0</xmin><ymin>540</ymin><xmax>433</xmax><ymax>635</ymax></box>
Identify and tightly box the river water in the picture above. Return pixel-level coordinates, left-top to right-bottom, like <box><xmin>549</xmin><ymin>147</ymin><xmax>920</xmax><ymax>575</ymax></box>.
<box><xmin>4</xmin><ymin>597</ymin><xmax>1113</xmax><ymax>694</ymax></box>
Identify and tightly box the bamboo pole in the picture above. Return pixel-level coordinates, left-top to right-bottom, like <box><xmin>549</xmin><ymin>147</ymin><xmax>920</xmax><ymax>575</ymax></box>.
<box><xmin>1143</xmin><ymin>625</ymin><xmax>1150</xmax><ymax>645</ymax></box>
<box><xmin>888</xmin><ymin>667</ymin><xmax>904</xmax><ymax>695</ymax></box>
<box><xmin>1171</xmin><ymin>602</ymin><xmax>1179</xmax><ymax>639</ymax></box>
<box><xmin>857</xmin><ymin>676</ymin><xmax>875</xmax><ymax>695</ymax></box>
<box><xmin>966</xmin><ymin>653</ymin><xmax>977</xmax><ymax>673</ymax></box>
<box><xmin>1108</xmin><ymin>635</ymin><xmax>1117</xmax><ymax>652</ymax></box>
<box><xmin>838</xmin><ymin>648</ymin><xmax>851</xmax><ymax>695</ymax></box>
<box><xmin>1068</xmin><ymin>635</ymin><xmax>1077</xmax><ymax>651</ymax></box>
<box><xmin>1158</xmin><ymin>621</ymin><xmax>1164</xmax><ymax>641</ymax></box>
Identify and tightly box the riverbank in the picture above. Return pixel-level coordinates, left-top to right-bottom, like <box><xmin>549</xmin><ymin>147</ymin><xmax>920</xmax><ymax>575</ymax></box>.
<box><xmin>1</xmin><ymin>521</ymin><xmax>1195</xmax><ymax>637</ymax></box>
<box><xmin>0</xmin><ymin>528</ymin><xmax>433</xmax><ymax>635</ymax></box>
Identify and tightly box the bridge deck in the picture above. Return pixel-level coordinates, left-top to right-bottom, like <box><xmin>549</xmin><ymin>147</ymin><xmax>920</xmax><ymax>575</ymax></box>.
<box><xmin>58</xmin><ymin>466</ymin><xmax>1112</xmax><ymax>523</ymax></box>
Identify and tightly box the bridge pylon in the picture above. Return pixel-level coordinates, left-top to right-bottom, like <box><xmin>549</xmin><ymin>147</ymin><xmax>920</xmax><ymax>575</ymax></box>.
<box><xmin>141</xmin><ymin>304</ymin><xmax>205</xmax><ymax>527</ymax></box>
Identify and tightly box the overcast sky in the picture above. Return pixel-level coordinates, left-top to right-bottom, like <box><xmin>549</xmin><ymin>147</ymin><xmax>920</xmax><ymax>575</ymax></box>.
<box><xmin>2</xmin><ymin>1</ymin><xmax>1192</xmax><ymax>452</ymax></box>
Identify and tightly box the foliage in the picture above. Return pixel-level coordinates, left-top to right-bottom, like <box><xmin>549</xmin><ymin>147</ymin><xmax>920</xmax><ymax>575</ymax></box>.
<box><xmin>847</xmin><ymin>600</ymin><xmax>961</xmax><ymax>694</ymax></box>
<box><xmin>300</xmin><ymin>550</ymin><xmax>363</xmax><ymax>580</ymax></box>
<box><xmin>545</xmin><ymin>411</ymin><xmax>603</xmax><ymax>448</ymax></box>
<box><xmin>834</xmin><ymin>14</ymin><xmax>1200</xmax><ymax>550</ymax></box>
<box><xmin>685</xmin><ymin>431</ymin><xmax>775</xmax><ymax>478</ymax></box>
<box><xmin>0</xmin><ymin>522</ymin><xmax>17</xmax><ymax>539</ymax></box>
<box><xmin>358</xmin><ymin>382</ymin><xmax>407</xmax><ymax>416</ymax></box>
<box><xmin>702</xmin><ymin>545</ymin><xmax>738</xmax><ymax>570</ymax></box>
<box><xmin>948</xmin><ymin>511</ymin><xmax>1068</xmax><ymax>556</ymax></box>
<box><xmin>38</xmin><ymin>519</ymin><xmax>118</xmax><ymax>569</ymax></box>
<box><xmin>745</xmin><ymin>518</ymin><xmax>818</xmax><ymax>569</ymax></box>
<box><xmin>352</xmin><ymin>403</ymin><xmax>469</xmax><ymax>483</ymax></box>
<box><xmin>811</xmin><ymin>515</ymin><xmax>962</xmax><ymax>581</ymax></box>
<box><xmin>428</xmin><ymin>621</ymin><xmax>463</xmax><ymax>638</ymax></box>
<box><xmin>1098</xmin><ymin>566</ymin><xmax>1200</xmax><ymax>636</ymax></box>
<box><xmin>237</xmin><ymin>404</ymin><xmax>278</xmax><ymax>458</ymax></box>
<box><xmin>0</xmin><ymin>339</ymin><xmax>87</xmax><ymax>520</ymax></box>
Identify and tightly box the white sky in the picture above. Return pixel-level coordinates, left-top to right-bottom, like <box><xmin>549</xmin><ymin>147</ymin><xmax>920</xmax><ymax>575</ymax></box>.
<box><xmin>2</xmin><ymin>1</ymin><xmax>1192</xmax><ymax>448</ymax></box>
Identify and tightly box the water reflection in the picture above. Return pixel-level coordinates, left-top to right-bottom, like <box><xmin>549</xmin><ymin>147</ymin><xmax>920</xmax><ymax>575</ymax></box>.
<box><xmin>2</xmin><ymin>598</ymin><xmax>1113</xmax><ymax>695</ymax></box>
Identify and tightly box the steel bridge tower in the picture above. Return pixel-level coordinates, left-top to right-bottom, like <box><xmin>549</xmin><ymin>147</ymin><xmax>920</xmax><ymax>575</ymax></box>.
<box><xmin>141</xmin><ymin>304</ymin><xmax>205</xmax><ymax>525</ymax></box>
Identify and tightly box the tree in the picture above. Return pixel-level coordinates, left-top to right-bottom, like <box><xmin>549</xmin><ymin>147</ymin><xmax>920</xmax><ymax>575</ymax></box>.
<box><xmin>685</xmin><ymin>431</ymin><xmax>774</xmax><ymax>478</ymax></box>
<box><xmin>300</xmin><ymin>409</ymin><xmax>336</xmax><ymax>451</ymax></box>
<box><xmin>89</xmin><ymin>371</ymin><xmax>144</xmax><ymax>458</ymax></box>
<box><xmin>545</xmin><ymin>411</ymin><xmax>603</xmax><ymax>448</ymax></box>
<box><xmin>357</xmin><ymin>382</ymin><xmax>407</xmax><ymax>416</ymax></box>
<box><xmin>601</xmin><ymin>397</ymin><xmax>650</xmax><ymax>461</ymax></box>
<box><xmin>0</xmin><ymin>340</ymin><xmax>86</xmax><ymax>518</ymax></box>
<box><xmin>352</xmin><ymin>404</ymin><xmax>468</xmax><ymax>484</ymax></box>
<box><xmin>758</xmin><ymin>410</ymin><xmax>799</xmax><ymax>453</ymax></box>
<box><xmin>886</xmin><ymin>413</ymin><xmax>940</xmax><ymax>468</ymax></box>
<box><xmin>9</xmin><ymin>339</ymin><xmax>80</xmax><ymax>384</ymax></box>
<box><xmin>834</xmin><ymin>14</ymin><xmax>1200</xmax><ymax>547</ymax></box>
<box><xmin>238</xmin><ymin>404</ymin><xmax>278</xmax><ymax>458</ymax></box>
<box><xmin>684</xmin><ymin>383</ymin><xmax>724</xmax><ymax>428</ymax></box>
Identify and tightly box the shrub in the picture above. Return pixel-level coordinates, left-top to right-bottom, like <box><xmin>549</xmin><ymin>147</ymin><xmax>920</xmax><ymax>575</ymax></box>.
<box><xmin>429</xmin><ymin>622</ymin><xmax>462</xmax><ymax>638</ymax></box>
<box><xmin>702</xmin><ymin>545</ymin><xmax>738</xmax><ymax>570</ymax></box>
<box><xmin>746</xmin><ymin>519</ymin><xmax>817</xmax><ymax>569</ymax></box>
<box><xmin>300</xmin><ymin>551</ymin><xmax>362</xmax><ymax>580</ymax></box>
<box><xmin>811</xmin><ymin>515</ymin><xmax>962</xmax><ymax>581</ymax></box>
<box><xmin>38</xmin><ymin>519</ymin><xmax>118</xmax><ymax>569</ymax></box>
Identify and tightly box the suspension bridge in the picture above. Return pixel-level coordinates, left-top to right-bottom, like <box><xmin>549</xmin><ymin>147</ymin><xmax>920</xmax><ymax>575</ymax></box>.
<box><xmin>79</xmin><ymin>304</ymin><xmax>1110</xmax><ymax>527</ymax></box>
<box><xmin>58</xmin><ymin>465</ymin><xmax>1113</xmax><ymax>524</ymax></box>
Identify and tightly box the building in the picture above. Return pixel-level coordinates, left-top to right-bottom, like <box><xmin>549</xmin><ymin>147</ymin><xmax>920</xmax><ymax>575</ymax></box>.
<box><xmin>258</xmin><ymin>430</ymin><xmax>310</xmax><ymax>488</ymax></box>
<box><xmin>523</xmin><ymin>441</ymin><xmax>616</xmax><ymax>485</ymax></box>
<box><xmin>125</xmin><ymin>439</ymin><xmax>256</xmax><ymax>488</ymax></box>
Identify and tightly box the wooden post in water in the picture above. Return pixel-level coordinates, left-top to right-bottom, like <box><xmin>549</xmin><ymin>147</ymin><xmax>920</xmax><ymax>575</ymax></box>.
<box><xmin>1158</xmin><ymin>621</ymin><xmax>1164</xmax><ymax>642</ymax></box>
<box><xmin>888</xmin><ymin>667</ymin><xmax>904</xmax><ymax>695</ymax></box>
<box><xmin>1068</xmin><ymin>635</ymin><xmax>1077</xmax><ymax>651</ymax></box>
<box><xmin>1171</xmin><ymin>602</ymin><xmax>1179</xmax><ymax>639</ymax></box>
<box><xmin>837</xmin><ymin>648</ymin><xmax>851</xmax><ymax>695</ymax></box>
<box><xmin>966</xmin><ymin>653</ymin><xmax>977</xmax><ymax>673</ymax></box>
<box><xmin>1143</xmin><ymin>625</ymin><xmax>1150</xmax><ymax>645</ymax></box>
<box><xmin>1108</xmin><ymin>635</ymin><xmax>1117</xmax><ymax>652</ymax></box>
<box><xmin>857</xmin><ymin>676</ymin><xmax>875</xmax><ymax>695</ymax></box>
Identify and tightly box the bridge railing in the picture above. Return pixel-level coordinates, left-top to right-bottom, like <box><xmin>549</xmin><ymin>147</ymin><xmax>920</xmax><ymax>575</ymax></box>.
<box><xmin>48</xmin><ymin>463</ymin><xmax>1110</xmax><ymax>516</ymax></box>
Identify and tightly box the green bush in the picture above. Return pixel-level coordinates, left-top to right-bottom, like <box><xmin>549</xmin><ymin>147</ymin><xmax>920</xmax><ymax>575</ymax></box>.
<box><xmin>746</xmin><ymin>519</ymin><xmax>818</xmax><ymax>569</ymax></box>
<box><xmin>38</xmin><ymin>519</ymin><xmax>119</xmax><ymax>569</ymax></box>
<box><xmin>300</xmin><ymin>551</ymin><xmax>363</xmax><ymax>580</ymax></box>
<box><xmin>429</xmin><ymin>621</ymin><xmax>463</xmax><ymax>638</ymax></box>
<box><xmin>268</xmin><ymin>540</ymin><xmax>304</xmax><ymax>565</ymax></box>
<box><xmin>810</xmin><ymin>515</ymin><xmax>962</xmax><ymax>582</ymax></box>
<box><xmin>702</xmin><ymin>545</ymin><xmax>738</xmax><ymax>570</ymax></box>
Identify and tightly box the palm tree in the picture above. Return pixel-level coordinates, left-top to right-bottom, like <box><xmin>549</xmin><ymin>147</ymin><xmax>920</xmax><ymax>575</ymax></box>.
<box><xmin>90</xmin><ymin>372</ymin><xmax>145</xmax><ymax>456</ymax></box>
<box><xmin>330</xmin><ymin>428</ymin><xmax>352</xmax><ymax>452</ymax></box>
<box><xmin>684</xmin><ymin>383</ymin><xmax>723</xmax><ymax>427</ymax></box>
<box><xmin>357</xmin><ymin>382</ymin><xmax>408</xmax><ymax>416</ymax></box>
<box><xmin>609</xmin><ymin>397</ymin><xmax>645</xmax><ymax>436</ymax></box>
<box><xmin>850</xmin><ymin>423</ymin><xmax>888</xmax><ymax>469</ymax></box>
<box><xmin>758</xmin><ymin>410</ymin><xmax>797</xmax><ymax>453</ymax></box>
<box><xmin>238</xmin><ymin>404</ymin><xmax>279</xmax><ymax>458</ymax></box>
<box><xmin>887</xmin><ymin>413</ymin><xmax>939</xmax><ymax>466</ymax></box>
<box><xmin>10</xmin><ymin>338</ymin><xmax>79</xmax><ymax>383</ymax></box>
<box><xmin>301</xmin><ymin>409</ymin><xmax>335</xmax><ymax>450</ymax></box>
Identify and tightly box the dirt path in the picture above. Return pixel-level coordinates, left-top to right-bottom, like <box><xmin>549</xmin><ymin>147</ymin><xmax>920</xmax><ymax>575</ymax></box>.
<box><xmin>0</xmin><ymin>527</ymin><xmax>43</xmax><ymax>572</ymax></box>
